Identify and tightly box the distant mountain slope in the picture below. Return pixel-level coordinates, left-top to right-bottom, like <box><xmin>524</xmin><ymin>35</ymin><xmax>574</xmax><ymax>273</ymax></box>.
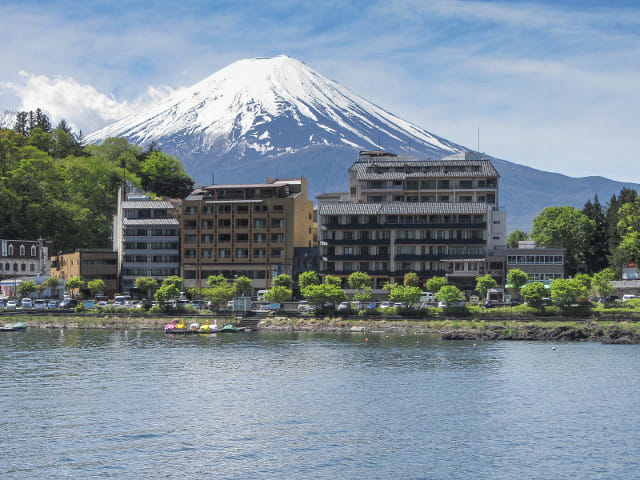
<box><xmin>84</xmin><ymin>55</ymin><xmax>640</xmax><ymax>231</ymax></box>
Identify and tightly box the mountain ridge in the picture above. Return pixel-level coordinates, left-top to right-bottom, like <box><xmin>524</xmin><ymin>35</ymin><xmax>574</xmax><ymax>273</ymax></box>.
<box><xmin>78</xmin><ymin>55</ymin><xmax>640</xmax><ymax>230</ymax></box>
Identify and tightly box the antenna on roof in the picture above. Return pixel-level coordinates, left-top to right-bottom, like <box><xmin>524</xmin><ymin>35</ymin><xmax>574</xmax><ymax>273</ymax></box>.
<box><xmin>477</xmin><ymin>127</ymin><xmax>480</xmax><ymax>153</ymax></box>
<box><xmin>211</xmin><ymin>172</ymin><xmax>215</xmax><ymax>185</ymax></box>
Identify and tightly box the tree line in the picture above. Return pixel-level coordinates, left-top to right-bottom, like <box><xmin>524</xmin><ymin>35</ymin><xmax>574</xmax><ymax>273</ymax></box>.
<box><xmin>507</xmin><ymin>188</ymin><xmax>640</xmax><ymax>277</ymax></box>
<box><xmin>0</xmin><ymin>109</ymin><xmax>194</xmax><ymax>253</ymax></box>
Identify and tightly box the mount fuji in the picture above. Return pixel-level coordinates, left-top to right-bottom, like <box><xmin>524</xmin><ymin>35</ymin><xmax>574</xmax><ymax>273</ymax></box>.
<box><xmin>86</xmin><ymin>55</ymin><xmax>639</xmax><ymax>230</ymax></box>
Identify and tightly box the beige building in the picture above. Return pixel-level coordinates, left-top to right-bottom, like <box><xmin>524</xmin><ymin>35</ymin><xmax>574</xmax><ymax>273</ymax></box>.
<box><xmin>50</xmin><ymin>249</ymin><xmax>119</xmax><ymax>297</ymax></box>
<box><xmin>181</xmin><ymin>177</ymin><xmax>314</xmax><ymax>293</ymax></box>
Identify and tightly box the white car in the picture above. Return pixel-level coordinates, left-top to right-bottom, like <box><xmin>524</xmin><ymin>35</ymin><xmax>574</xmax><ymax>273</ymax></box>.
<box><xmin>6</xmin><ymin>300</ymin><xmax>17</xmax><ymax>310</ymax></box>
<box><xmin>33</xmin><ymin>299</ymin><xmax>47</xmax><ymax>310</ymax></box>
<box><xmin>21</xmin><ymin>298</ymin><xmax>33</xmax><ymax>309</ymax></box>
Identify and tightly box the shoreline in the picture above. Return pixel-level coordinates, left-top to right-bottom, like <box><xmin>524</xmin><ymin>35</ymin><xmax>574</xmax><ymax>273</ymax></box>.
<box><xmin>5</xmin><ymin>314</ymin><xmax>640</xmax><ymax>344</ymax></box>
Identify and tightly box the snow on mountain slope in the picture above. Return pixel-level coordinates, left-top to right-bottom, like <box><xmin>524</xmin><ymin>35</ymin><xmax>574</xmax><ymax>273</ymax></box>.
<box><xmin>85</xmin><ymin>55</ymin><xmax>640</xmax><ymax>230</ymax></box>
<box><xmin>86</xmin><ymin>55</ymin><xmax>463</xmax><ymax>172</ymax></box>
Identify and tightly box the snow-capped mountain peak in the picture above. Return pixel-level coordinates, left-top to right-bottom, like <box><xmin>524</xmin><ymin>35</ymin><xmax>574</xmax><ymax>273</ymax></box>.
<box><xmin>86</xmin><ymin>55</ymin><xmax>463</xmax><ymax>173</ymax></box>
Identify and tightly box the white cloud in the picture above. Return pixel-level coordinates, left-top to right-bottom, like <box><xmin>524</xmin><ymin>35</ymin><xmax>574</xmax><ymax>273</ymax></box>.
<box><xmin>1</xmin><ymin>71</ymin><xmax>173</xmax><ymax>134</ymax></box>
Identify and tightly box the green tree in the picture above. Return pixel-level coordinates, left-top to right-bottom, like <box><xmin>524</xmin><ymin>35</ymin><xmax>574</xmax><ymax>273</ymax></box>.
<box><xmin>264</xmin><ymin>285</ymin><xmax>292</xmax><ymax>304</ymax></box>
<box><xmin>436</xmin><ymin>285</ymin><xmax>463</xmax><ymax>306</ymax></box>
<box><xmin>591</xmin><ymin>268</ymin><xmax>614</xmax><ymax>299</ymax></box>
<box><xmin>301</xmin><ymin>283</ymin><xmax>346</xmax><ymax>309</ymax></box>
<box><xmin>298</xmin><ymin>271</ymin><xmax>320</xmax><ymax>290</ymax></box>
<box><xmin>348</xmin><ymin>271</ymin><xmax>373</xmax><ymax>302</ymax></box>
<box><xmin>140</xmin><ymin>151</ymin><xmax>194</xmax><ymax>198</ymax></box>
<box><xmin>574</xmin><ymin>273</ymin><xmax>592</xmax><ymax>290</ymax></box>
<box><xmin>426</xmin><ymin>276</ymin><xmax>447</xmax><ymax>293</ymax></box>
<box><xmin>582</xmin><ymin>195</ymin><xmax>609</xmax><ymax>273</ymax></box>
<box><xmin>475</xmin><ymin>274</ymin><xmax>497</xmax><ymax>301</ymax></box>
<box><xmin>234</xmin><ymin>275</ymin><xmax>252</xmax><ymax>297</ymax></box>
<box><xmin>530</xmin><ymin>206</ymin><xmax>592</xmax><ymax>276</ymax></box>
<box><xmin>520</xmin><ymin>282</ymin><xmax>547</xmax><ymax>309</ymax></box>
<box><xmin>389</xmin><ymin>285</ymin><xmax>422</xmax><ymax>307</ymax></box>
<box><xmin>272</xmin><ymin>274</ymin><xmax>292</xmax><ymax>289</ymax></box>
<box><xmin>87</xmin><ymin>279</ymin><xmax>105</xmax><ymax>297</ymax></box>
<box><xmin>403</xmin><ymin>272</ymin><xmax>420</xmax><ymax>288</ymax></box>
<box><xmin>207</xmin><ymin>274</ymin><xmax>228</xmax><ymax>287</ymax></box>
<box><xmin>17</xmin><ymin>280</ymin><xmax>37</xmax><ymax>298</ymax></box>
<box><xmin>507</xmin><ymin>229</ymin><xmax>528</xmax><ymax>248</ymax></box>
<box><xmin>204</xmin><ymin>283</ymin><xmax>235</xmax><ymax>308</ymax></box>
<box><xmin>43</xmin><ymin>276</ymin><xmax>60</xmax><ymax>296</ymax></box>
<box><xmin>65</xmin><ymin>276</ymin><xmax>83</xmax><ymax>298</ymax></box>
<box><xmin>507</xmin><ymin>269</ymin><xmax>529</xmax><ymax>299</ymax></box>
<box><xmin>135</xmin><ymin>276</ymin><xmax>158</xmax><ymax>299</ymax></box>
<box><xmin>323</xmin><ymin>275</ymin><xmax>342</xmax><ymax>288</ymax></box>
<box><xmin>550</xmin><ymin>278</ymin><xmax>589</xmax><ymax>307</ymax></box>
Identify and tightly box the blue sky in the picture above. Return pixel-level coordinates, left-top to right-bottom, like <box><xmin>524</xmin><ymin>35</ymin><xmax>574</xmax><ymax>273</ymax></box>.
<box><xmin>1</xmin><ymin>0</ymin><xmax>639</xmax><ymax>183</ymax></box>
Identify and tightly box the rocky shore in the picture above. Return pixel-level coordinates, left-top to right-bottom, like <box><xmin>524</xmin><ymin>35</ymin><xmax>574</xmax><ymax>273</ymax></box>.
<box><xmin>6</xmin><ymin>314</ymin><xmax>640</xmax><ymax>344</ymax></box>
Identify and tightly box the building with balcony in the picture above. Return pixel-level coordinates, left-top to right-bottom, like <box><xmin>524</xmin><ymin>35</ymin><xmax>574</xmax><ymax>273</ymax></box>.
<box><xmin>50</xmin><ymin>249</ymin><xmax>118</xmax><ymax>297</ymax></box>
<box><xmin>180</xmin><ymin>177</ymin><xmax>314</xmax><ymax>293</ymax></box>
<box><xmin>506</xmin><ymin>241</ymin><xmax>564</xmax><ymax>282</ymax></box>
<box><xmin>318</xmin><ymin>151</ymin><xmax>507</xmax><ymax>290</ymax></box>
<box><xmin>112</xmin><ymin>183</ymin><xmax>181</xmax><ymax>293</ymax></box>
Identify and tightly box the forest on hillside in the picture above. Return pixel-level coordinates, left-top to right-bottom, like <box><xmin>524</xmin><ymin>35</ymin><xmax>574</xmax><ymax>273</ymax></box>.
<box><xmin>0</xmin><ymin>109</ymin><xmax>193</xmax><ymax>252</ymax></box>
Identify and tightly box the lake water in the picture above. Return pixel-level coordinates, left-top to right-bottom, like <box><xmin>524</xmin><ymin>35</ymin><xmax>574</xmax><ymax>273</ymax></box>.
<box><xmin>1</xmin><ymin>329</ymin><xmax>639</xmax><ymax>479</ymax></box>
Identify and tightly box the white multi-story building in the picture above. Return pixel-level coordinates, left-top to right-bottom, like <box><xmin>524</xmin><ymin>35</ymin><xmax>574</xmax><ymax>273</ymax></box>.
<box><xmin>318</xmin><ymin>151</ymin><xmax>507</xmax><ymax>290</ymax></box>
<box><xmin>112</xmin><ymin>183</ymin><xmax>180</xmax><ymax>293</ymax></box>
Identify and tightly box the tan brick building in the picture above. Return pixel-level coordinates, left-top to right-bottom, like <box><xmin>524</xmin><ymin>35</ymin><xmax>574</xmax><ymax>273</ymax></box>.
<box><xmin>50</xmin><ymin>249</ymin><xmax>118</xmax><ymax>297</ymax></box>
<box><xmin>181</xmin><ymin>177</ymin><xmax>314</xmax><ymax>294</ymax></box>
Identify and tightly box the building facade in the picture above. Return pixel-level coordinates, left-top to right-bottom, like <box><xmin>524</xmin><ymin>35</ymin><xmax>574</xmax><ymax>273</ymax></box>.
<box><xmin>50</xmin><ymin>249</ymin><xmax>119</xmax><ymax>297</ymax></box>
<box><xmin>506</xmin><ymin>241</ymin><xmax>564</xmax><ymax>282</ymax></box>
<box><xmin>318</xmin><ymin>151</ymin><xmax>507</xmax><ymax>290</ymax></box>
<box><xmin>0</xmin><ymin>238</ymin><xmax>52</xmax><ymax>296</ymax></box>
<box><xmin>112</xmin><ymin>184</ymin><xmax>181</xmax><ymax>293</ymax></box>
<box><xmin>180</xmin><ymin>177</ymin><xmax>314</xmax><ymax>293</ymax></box>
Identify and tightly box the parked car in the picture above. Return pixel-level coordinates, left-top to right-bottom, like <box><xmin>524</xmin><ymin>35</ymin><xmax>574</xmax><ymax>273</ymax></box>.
<box><xmin>337</xmin><ymin>301</ymin><xmax>351</xmax><ymax>311</ymax></box>
<box><xmin>83</xmin><ymin>301</ymin><xmax>96</xmax><ymax>309</ymax></box>
<box><xmin>6</xmin><ymin>300</ymin><xmax>17</xmax><ymax>310</ymax></box>
<box><xmin>33</xmin><ymin>299</ymin><xmax>47</xmax><ymax>310</ymax></box>
<box><xmin>21</xmin><ymin>298</ymin><xmax>33</xmax><ymax>309</ymax></box>
<box><xmin>366</xmin><ymin>302</ymin><xmax>377</xmax><ymax>310</ymax></box>
<box><xmin>47</xmin><ymin>300</ymin><xmax>58</xmax><ymax>309</ymax></box>
<box><xmin>96</xmin><ymin>300</ymin><xmax>108</xmax><ymax>307</ymax></box>
<box><xmin>59</xmin><ymin>298</ymin><xmax>78</xmax><ymax>310</ymax></box>
<box><xmin>378</xmin><ymin>301</ymin><xmax>390</xmax><ymax>309</ymax></box>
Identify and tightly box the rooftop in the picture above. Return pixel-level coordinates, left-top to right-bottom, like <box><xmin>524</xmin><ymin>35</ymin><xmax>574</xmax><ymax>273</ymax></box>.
<box><xmin>318</xmin><ymin>202</ymin><xmax>488</xmax><ymax>216</ymax></box>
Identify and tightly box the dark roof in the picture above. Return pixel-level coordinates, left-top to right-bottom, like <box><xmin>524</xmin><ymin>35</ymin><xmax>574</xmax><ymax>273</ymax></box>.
<box><xmin>350</xmin><ymin>157</ymin><xmax>499</xmax><ymax>180</ymax></box>
<box><xmin>318</xmin><ymin>202</ymin><xmax>488</xmax><ymax>216</ymax></box>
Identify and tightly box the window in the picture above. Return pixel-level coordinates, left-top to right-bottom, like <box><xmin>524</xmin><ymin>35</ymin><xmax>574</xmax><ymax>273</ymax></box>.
<box><xmin>219</xmin><ymin>219</ymin><xmax>231</xmax><ymax>227</ymax></box>
<box><xmin>184</xmin><ymin>235</ymin><xmax>196</xmax><ymax>244</ymax></box>
<box><xmin>273</xmin><ymin>205</ymin><xmax>284</xmax><ymax>213</ymax></box>
<box><xmin>31</xmin><ymin>246</ymin><xmax>37</xmax><ymax>256</ymax></box>
<box><xmin>236</xmin><ymin>233</ymin><xmax>249</xmax><ymax>242</ymax></box>
<box><xmin>218</xmin><ymin>234</ymin><xmax>231</xmax><ymax>242</ymax></box>
<box><xmin>236</xmin><ymin>219</ymin><xmax>249</xmax><ymax>227</ymax></box>
<box><xmin>343</xmin><ymin>247</ymin><xmax>353</xmax><ymax>255</ymax></box>
<box><xmin>19</xmin><ymin>245</ymin><xmax>25</xmax><ymax>256</ymax></box>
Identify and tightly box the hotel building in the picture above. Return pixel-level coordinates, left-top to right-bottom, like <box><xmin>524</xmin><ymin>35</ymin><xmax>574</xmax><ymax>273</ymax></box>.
<box><xmin>180</xmin><ymin>177</ymin><xmax>314</xmax><ymax>293</ymax></box>
<box><xmin>318</xmin><ymin>151</ymin><xmax>507</xmax><ymax>290</ymax></box>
